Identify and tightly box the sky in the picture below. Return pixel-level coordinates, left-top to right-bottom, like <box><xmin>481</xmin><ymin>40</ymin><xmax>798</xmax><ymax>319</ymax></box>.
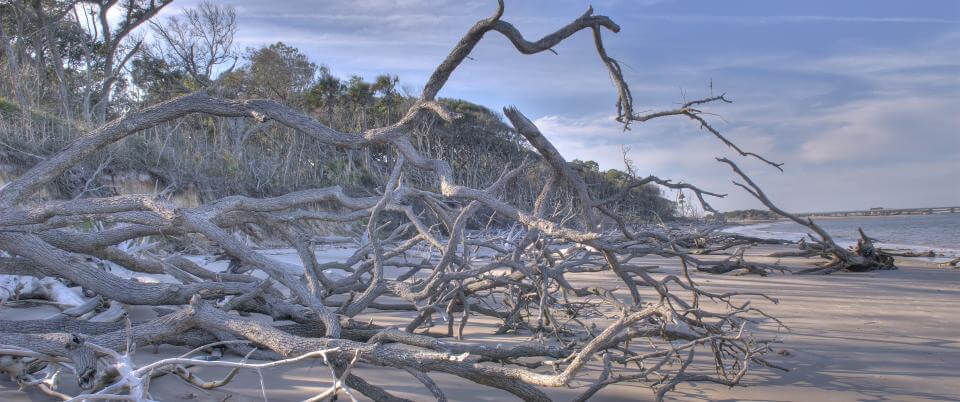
<box><xmin>150</xmin><ymin>0</ymin><xmax>959</xmax><ymax>213</ymax></box>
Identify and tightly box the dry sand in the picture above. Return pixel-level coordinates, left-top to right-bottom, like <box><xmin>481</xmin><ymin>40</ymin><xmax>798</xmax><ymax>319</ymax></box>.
<box><xmin>2</xmin><ymin>245</ymin><xmax>959</xmax><ymax>401</ymax></box>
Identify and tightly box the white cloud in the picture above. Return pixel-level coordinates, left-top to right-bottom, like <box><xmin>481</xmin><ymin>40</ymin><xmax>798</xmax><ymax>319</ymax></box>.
<box><xmin>799</xmin><ymin>97</ymin><xmax>958</xmax><ymax>162</ymax></box>
<box><xmin>532</xmin><ymin>114</ymin><xmax>632</xmax><ymax>168</ymax></box>
<box><xmin>630</xmin><ymin>15</ymin><xmax>960</xmax><ymax>25</ymax></box>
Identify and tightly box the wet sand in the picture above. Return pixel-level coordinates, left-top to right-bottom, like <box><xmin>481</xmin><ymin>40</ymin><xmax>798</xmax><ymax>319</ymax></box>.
<box><xmin>2</xmin><ymin>245</ymin><xmax>959</xmax><ymax>401</ymax></box>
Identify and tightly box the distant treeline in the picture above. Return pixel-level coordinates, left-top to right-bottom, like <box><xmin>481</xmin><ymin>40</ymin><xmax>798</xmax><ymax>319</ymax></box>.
<box><xmin>718</xmin><ymin>209</ymin><xmax>781</xmax><ymax>221</ymax></box>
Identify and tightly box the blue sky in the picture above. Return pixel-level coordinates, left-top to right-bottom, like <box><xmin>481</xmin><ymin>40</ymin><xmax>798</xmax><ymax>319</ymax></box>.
<box><xmin>153</xmin><ymin>0</ymin><xmax>960</xmax><ymax>212</ymax></box>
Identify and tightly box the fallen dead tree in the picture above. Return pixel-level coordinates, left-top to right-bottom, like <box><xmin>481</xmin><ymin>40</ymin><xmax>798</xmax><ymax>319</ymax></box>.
<box><xmin>0</xmin><ymin>2</ymin><xmax>791</xmax><ymax>400</ymax></box>
<box><xmin>718</xmin><ymin>159</ymin><xmax>896</xmax><ymax>274</ymax></box>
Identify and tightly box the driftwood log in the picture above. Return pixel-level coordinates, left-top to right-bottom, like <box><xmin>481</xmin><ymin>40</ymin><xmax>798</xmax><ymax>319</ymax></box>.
<box><xmin>717</xmin><ymin>159</ymin><xmax>897</xmax><ymax>274</ymax></box>
<box><xmin>0</xmin><ymin>2</ymin><xmax>794</xmax><ymax>400</ymax></box>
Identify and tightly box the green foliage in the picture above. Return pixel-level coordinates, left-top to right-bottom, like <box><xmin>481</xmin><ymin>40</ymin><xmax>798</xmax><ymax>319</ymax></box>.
<box><xmin>305</xmin><ymin>68</ymin><xmax>342</xmax><ymax>109</ymax></box>
<box><xmin>242</xmin><ymin>42</ymin><xmax>318</xmax><ymax>102</ymax></box>
<box><xmin>572</xmin><ymin>159</ymin><xmax>600</xmax><ymax>172</ymax></box>
<box><xmin>130</xmin><ymin>54</ymin><xmax>189</xmax><ymax>102</ymax></box>
<box><xmin>221</xmin><ymin>150</ymin><xmax>240</xmax><ymax>177</ymax></box>
<box><xmin>0</xmin><ymin>96</ymin><xmax>19</xmax><ymax>116</ymax></box>
<box><xmin>718</xmin><ymin>209</ymin><xmax>780</xmax><ymax>221</ymax></box>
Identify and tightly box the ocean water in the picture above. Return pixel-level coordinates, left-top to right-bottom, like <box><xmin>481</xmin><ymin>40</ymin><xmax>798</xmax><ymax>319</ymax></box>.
<box><xmin>723</xmin><ymin>213</ymin><xmax>960</xmax><ymax>259</ymax></box>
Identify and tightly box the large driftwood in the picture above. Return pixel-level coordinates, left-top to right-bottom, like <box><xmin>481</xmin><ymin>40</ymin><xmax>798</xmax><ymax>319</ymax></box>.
<box><xmin>717</xmin><ymin>158</ymin><xmax>896</xmax><ymax>274</ymax></box>
<box><xmin>0</xmin><ymin>1</ymin><xmax>791</xmax><ymax>401</ymax></box>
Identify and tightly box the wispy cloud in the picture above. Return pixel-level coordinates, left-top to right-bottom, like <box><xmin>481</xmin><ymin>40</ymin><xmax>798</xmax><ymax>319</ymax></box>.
<box><xmin>799</xmin><ymin>96</ymin><xmax>959</xmax><ymax>162</ymax></box>
<box><xmin>631</xmin><ymin>14</ymin><xmax>960</xmax><ymax>25</ymax></box>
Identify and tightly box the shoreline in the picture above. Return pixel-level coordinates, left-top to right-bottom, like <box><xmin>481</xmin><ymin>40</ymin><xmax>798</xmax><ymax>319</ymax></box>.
<box><xmin>720</xmin><ymin>217</ymin><xmax>960</xmax><ymax>261</ymax></box>
<box><xmin>793</xmin><ymin>212</ymin><xmax>959</xmax><ymax>220</ymax></box>
<box><xmin>724</xmin><ymin>211</ymin><xmax>960</xmax><ymax>225</ymax></box>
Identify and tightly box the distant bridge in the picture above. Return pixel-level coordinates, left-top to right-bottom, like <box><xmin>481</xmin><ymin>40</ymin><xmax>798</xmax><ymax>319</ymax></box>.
<box><xmin>795</xmin><ymin>206</ymin><xmax>960</xmax><ymax>218</ymax></box>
